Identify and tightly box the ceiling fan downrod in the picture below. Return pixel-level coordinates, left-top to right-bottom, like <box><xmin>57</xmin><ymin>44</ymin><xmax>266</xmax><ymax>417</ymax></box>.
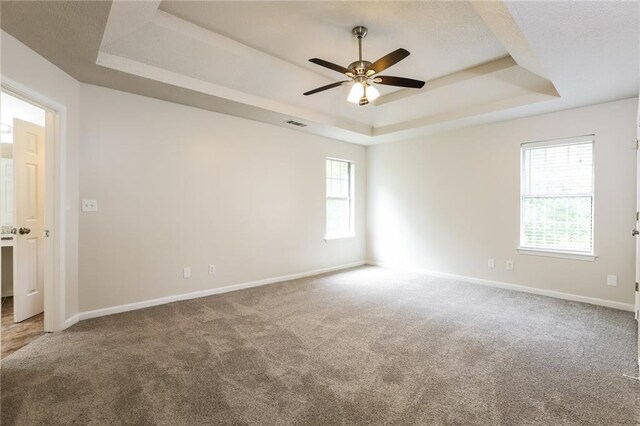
<box><xmin>353</xmin><ymin>26</ymin><xmax>367</xmax><ymax>61</ymax></box>
<box><xmin>349</xmin><ymin>26</ymin><xmax>371</xmax><ymax>78</ymax></box>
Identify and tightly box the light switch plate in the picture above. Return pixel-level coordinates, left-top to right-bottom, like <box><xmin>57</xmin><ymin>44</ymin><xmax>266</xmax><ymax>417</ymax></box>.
<box><xmin>82</xmin><ymin>199</ymin><xmax>98</xmax><ymax>212</ymax></box>
<box><xmin>208</xmin><ymin>264</ymin><xmax>216</xmax><ymax>275</ymax></box>
<box><xmin>506</xmin><ymin>260</ymin><xmax>514</xmax><ymax>271</ymax></box>
<box><xmin>488</xmin><ymin>258</ymin><xmax>495</xmax><ymax>269</ymax></box>
<box><xmin>183</xmin><ymin>267</ymin><xmax>191</xmax><ymax>279</ymax></box>
<box><xmin>606</xmin><ymin>274</ymin><xmax>617</xmax><ymax>287</ymax></box>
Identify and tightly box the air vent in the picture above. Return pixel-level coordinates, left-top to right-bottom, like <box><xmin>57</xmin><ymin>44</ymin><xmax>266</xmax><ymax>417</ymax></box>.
<box><xmin>284</xmin><ymin>120</ymin><xmax>307</xmax><ymax>128</ymax></box>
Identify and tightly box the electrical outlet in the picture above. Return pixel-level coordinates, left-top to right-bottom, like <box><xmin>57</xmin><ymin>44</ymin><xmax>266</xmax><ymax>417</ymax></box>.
<box><xmin>606</xmin><ymin>274</ymin><xmax>617</xmax><ymax>287</ymax></box>
<box><xmin>506</xmin><ymin>260</ymin><xmax>514</xmax><ymax>271</ymax></box>
<box><xmin>208</xmin><ymin>264</ymin><xmax>216</xmax><ymax>275</ymax></box>
<box><xmin>81</xmin><ymin>199</ymin><xmax>98</xmax><ymax>212</ymax></box>
<box><xmin>488</xmin><ymin>258</ymin><xmax>495</xmax><ymax>269</ymax></box>
<box><xmin>183</xmin><ymin>267</ymin><xmax>191</xmax><ymax>279</ymax></box>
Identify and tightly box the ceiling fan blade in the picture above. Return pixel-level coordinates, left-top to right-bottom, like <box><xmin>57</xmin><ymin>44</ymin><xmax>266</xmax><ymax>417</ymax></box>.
<box><xmin>374</xmin><ymin>75</ymin><xmax>425</xmax><ymax>89</ymax></box>
<box><xmin>368</xmin><ymin>48</ymin><xmax>410</xmax><ymax>75</ymax></box>
<box><xmin>309</xmin><ymin>58</ymin><xmax>351</xmax><ymax>75</ymax></box>
<box><xmin>303</xmin><ymin>80</ymin><xmax>351</xmax><ymax>96</ymax></box>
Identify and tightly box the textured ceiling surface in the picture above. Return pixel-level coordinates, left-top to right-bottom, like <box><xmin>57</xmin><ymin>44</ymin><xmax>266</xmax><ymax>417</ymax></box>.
<box><xmin>1</xmin><ymin>1</ymin><xmax>638</xmax><ymax>145</ymax></box>
<box><xmin>158</xmin><ymin>1</ymin><xmax>508</xmax><ymax>82</ymax></box>
<box><xmin>508</xmin><ymin>1</ymin><xmax>639</xmax><ymax>105</ymax></box>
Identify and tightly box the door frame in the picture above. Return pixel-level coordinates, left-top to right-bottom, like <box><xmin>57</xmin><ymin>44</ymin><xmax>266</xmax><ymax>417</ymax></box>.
<box><xmin>1</xmin><ymin>76</ymin><xmax>67</xmax><ymax>332</ymax></box>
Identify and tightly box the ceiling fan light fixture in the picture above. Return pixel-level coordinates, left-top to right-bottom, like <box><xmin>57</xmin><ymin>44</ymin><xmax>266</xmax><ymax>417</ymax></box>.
<box><xmin>348</xmin><ymin>82</ymin><xmax>380</xmax><ymax>106</ymax></box>
<box><xmin>304</xmin><ymin>26</ymin><xmax>425</xmax><ymax>104</ymax></box>
<box><xmin>347</xmin><ymin>82</ymin><xmax>364</xmax><ymax>104</ymax></box>
<box><xmin>365</xmin><ymin>84</ymin><xmax>380</xmax><ymax>102</ymax></box>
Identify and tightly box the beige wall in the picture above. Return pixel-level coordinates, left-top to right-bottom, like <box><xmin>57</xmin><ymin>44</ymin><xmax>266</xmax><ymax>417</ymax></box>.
<box><xmin>367</xmin><ymin>98</ymin><xmax>638</xmax><ymax>305</ymax></box>
<box><xmin>78</xmin><ymin>84</ymin><xmax>366</xmax><ymax>312</ymax></box>
<box><xmin>3</xmin><ymin>28</ymin><xmax>637</xmax><ymax>319</ymax></box>
<box><xmin>1</xmin><ymin>31</ymin><xmax>81</xmax><ymax>322</ymax></box>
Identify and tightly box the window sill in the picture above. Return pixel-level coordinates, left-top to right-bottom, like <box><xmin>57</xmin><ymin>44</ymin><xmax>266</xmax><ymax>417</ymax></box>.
<box><xmin>517</xmin><ymin>247</ymin><xmax>597</xmax><ymax>262</ymax></box>
<box><xmin>325</xmin><ymin>234</ymin><xmax>356</xmax><ymax>242</ymax></box>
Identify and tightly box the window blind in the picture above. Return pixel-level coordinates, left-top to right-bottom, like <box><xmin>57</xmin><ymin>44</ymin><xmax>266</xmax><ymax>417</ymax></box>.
<box><xmin>521</xmin><ymin>139</ymin><xmax>594</xmax><ymax>254</ymax></box>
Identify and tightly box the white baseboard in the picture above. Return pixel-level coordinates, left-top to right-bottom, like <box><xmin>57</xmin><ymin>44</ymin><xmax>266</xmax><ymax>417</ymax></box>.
<box><xmin>368</xmin><ymin>261</ymin><xmax>635</xmax><ymax>312</ymax></box>
<box><xmin>64</xmin><ymin>314</ymin><xmax>79</xmax><ymax>328</ymax></box>
<box><xmin>77</xmin><ymin>261</ymin><xmax>366</xmax><ymax>321</ymax></box>
<box><xmin>1</xmin><ymin>291</ymin><xmax>13</xmax><ymax>298</ymax></box>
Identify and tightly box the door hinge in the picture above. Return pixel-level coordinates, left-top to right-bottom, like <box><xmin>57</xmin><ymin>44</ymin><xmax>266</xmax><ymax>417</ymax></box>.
<box><xmin>636</xmin><ymin>211</ymin><xmax>639</xmax><ymax>221</ymax></box>
<box><xmin>636</xmin><ymin>282</ymin><xmax>638</xmax><ymax>292</ymax></box>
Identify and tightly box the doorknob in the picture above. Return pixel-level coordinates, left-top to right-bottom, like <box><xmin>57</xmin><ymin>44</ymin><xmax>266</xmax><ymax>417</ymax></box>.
<box><xmin>18</xmin><ymin>227</ymin><xmax>31</xmax><ymax>235</ymax></box>
<box><xmin>633</xmin><ymin>229</ymin><xmax>639</xmax><ymax>236</ymax></box>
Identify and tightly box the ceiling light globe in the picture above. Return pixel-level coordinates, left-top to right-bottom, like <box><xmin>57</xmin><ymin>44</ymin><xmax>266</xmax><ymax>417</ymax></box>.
<box><xmin>348</xmin><ymin>82</ymin><xmax>365</xmax><ymax>103</ymax></box>
<box><xmin>366</xmin><ymin>84</ymin><xmax>380</xmax><ymax>102</ymax></box>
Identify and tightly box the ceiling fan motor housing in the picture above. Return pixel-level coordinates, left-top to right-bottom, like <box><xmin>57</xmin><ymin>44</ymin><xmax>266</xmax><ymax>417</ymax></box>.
<box><xmin>349</xmin><ymin>61</ymin><xmax>372</xmax><ymax>77</ymax></box>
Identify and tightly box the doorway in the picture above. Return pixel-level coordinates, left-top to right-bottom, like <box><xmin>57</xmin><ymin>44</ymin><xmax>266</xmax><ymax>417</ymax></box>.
<box><xmin>1</xmin><ymin>90</ymin><xmax>47</xmax><ymax>358</ymax></box>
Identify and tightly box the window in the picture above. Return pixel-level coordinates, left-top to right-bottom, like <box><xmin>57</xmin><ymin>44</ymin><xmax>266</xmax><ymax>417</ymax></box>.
<box><xmin>326</xmin><ymin>158</ymin><xmax>354</xmax><ymax>239</ymax></box>
<box><xmin>520</xmin><ymin>136</ymin><xmax>594</xmax><ymax>256</ymax></box>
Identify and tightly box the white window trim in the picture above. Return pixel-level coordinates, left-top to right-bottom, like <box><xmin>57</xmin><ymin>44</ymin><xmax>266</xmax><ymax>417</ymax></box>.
<box><xmin>325</xmin><ymin>157</ymin><xmax>355</xmax><ymax>241</ymax></box>
<box><xmin>517</xmin><ymin>247</ymin><xmax>597</xmax><ymax>262</ymax></box>
<box><xmin>519</xmin><ymin>134</ymin><xmax>596</xmax><ymax>259</ymax></box>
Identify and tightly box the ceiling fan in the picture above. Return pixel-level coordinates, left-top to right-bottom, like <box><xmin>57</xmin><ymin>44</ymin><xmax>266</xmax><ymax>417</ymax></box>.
<box><xmin>303</xmin><ymin>26</ymin><xmax>425</xmax><ymax>106</ymax></box>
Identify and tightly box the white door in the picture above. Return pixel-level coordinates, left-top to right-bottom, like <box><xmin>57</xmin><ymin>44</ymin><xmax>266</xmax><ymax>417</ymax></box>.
<box><xmin>12</xmin><ymin>118</ymin><xmax>45</xmax><ymax>323</ymax></box>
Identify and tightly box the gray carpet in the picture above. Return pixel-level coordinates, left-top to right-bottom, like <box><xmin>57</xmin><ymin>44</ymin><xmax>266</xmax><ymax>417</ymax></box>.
<box><xmin>1</xmin><ymin>266</ymin><xmax>638</xmax><ymax>425</ymax></box>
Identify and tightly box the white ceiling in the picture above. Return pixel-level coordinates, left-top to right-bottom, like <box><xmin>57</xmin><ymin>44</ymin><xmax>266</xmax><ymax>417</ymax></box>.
<box><xmin>158</xmin><ymin>1</ymin><xmax>508</xmax><ymax>82</ymax></box>
<box><xmin>507</xmin><ymin>1</ymin><xmax>639</xmax><ymax>104</ymax></box>
<box><xmin>95</xmin><ymin>0</ymin><xmax>639</xmax><ymax>145</ymax></box>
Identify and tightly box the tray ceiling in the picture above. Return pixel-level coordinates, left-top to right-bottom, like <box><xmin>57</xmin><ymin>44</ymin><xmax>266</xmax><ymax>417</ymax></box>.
<box><xmin>1</xmin><ymin>1</ymin><xmax>638</xmax><ymax>145</ymax></box>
